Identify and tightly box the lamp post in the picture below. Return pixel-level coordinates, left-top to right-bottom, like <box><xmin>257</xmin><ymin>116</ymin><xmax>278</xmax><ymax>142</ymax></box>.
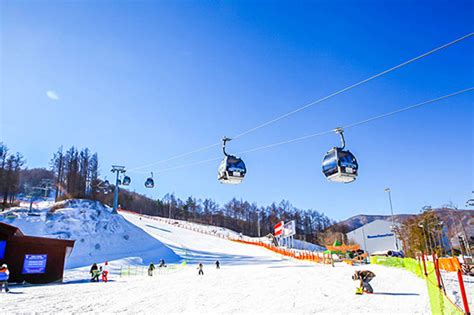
<box><xmin>111</xmin><ymin>165</ymin><xmax>126</xmax><ymax>214</ymax></box>
<box><xmin>384</xmin><ymin>188</ymin><xmax>399</xmax><ymax>250</ymax></box>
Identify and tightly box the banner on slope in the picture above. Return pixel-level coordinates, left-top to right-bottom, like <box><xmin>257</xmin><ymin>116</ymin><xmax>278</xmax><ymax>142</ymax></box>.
<box><xmin>274</xmin><ymin>221</ymin><xmax>284</xmax><ymax>237</ymax></box>
<box><xmin>283</xmin><ymin>220</ymin><xmax>296</xmax><ymax>237</ymax></box>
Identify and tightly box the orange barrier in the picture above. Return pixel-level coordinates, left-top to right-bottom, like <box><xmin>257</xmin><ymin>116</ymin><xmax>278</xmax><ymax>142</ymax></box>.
<box><xmin>233</xmin><ymin>239</ymin><xmax>330</xmax><ymax>264</ymax></box>
<box><xmin>437</xmin><ymin>257</ymin><xmax>462</xmax><ymax>272</ymax></box>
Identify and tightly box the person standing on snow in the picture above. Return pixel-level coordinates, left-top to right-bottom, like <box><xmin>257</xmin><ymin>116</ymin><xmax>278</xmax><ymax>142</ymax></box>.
<box><xmin>197</xmin><ymin>263</ymin><xmax>204</xmax><ymax>275</ymax></box>
<box><xmin>0</xmin><ymin>264</ymin><xmax>10</xmax><ymax>293</ymax></box>
<box><xmin>215</xmin><ymin>260</ymin><xmax>220</xmax><ymax>269</ymax></box>
<box><xmin>352</xmin><ymin>270</ymin><xmax>376</xmax><ymax>294</ymax></box>
<box><xmin>148</xmin><ymin>263</ymin><xmax>155</xmax><ymax>276</ymax></box>
<box><xmin>90</xmin><ymin>263</ymin><xmax>100</xmax><ymax>282</ymax></box>
<box><xmin>102</xmin><ymin>261</ymin><xmax>109</xmax><ymax>282</ymax></box>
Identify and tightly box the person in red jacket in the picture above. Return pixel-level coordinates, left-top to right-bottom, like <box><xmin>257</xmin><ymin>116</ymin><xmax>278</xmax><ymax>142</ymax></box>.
<box><xmin>102</xmin><ymin>261</ymin><xmax>109</xmax><ymax>283</ymax></box>
<box><xmin>0</xmin><ymin>264</ymin><xmax>10</xmax><ymax>293</ymax></box>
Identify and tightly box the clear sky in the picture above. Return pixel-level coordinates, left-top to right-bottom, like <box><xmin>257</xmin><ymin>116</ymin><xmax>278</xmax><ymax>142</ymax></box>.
<box><xmin>1</xmin><ymin>0</ymin><xmax>473</xmax><ymax>220</ymax></box>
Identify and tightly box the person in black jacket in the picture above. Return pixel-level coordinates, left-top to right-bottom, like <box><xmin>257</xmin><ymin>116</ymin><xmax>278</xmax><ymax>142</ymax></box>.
<box><xmin>197</xmin><ymin>263</ymin><xmax>204</xmax><ymax>275</ymax></box>
<box><xmin>148</xmin><ymin>263</ymin><xmax>155</xmax><ymax>276</ymax></box>
<box><xmin>90</xmin><ymin>263</ymin><xmax>100</xmax><ymax>282</ymax></box>
<box><xmin>215</xmin><ymin>260</ymin><xmax>220</xmax><ymax>269</ymax></box>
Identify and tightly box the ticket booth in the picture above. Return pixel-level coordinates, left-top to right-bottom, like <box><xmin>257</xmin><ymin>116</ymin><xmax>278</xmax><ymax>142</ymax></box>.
<box><xmin>0</xmin><ymin>222</ymin><xmax>75</xmax><ymax>284</ymax></box>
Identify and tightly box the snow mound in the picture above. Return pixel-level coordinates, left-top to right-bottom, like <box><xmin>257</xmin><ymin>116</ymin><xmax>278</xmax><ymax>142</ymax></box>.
<box><xmin>0</xmin><ymin>199</ymin><xmax>180</xmax><ymax>268</ymax></box>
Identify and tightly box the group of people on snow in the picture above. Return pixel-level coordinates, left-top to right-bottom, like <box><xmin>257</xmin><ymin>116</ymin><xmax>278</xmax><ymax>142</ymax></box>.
<box><xmin>147</xmin><ymin>259</ymin><xmax>167</xmax><ymax>276</ymax></box>
<box><xmin>197</xmin><ymin>260</ymin><xmax>220</xmax><ymax>276</ymax></box>
<box><xmin>89</xmin><ymin>261</ymin><xmax>109</xmax><ymax>282</ymax></box>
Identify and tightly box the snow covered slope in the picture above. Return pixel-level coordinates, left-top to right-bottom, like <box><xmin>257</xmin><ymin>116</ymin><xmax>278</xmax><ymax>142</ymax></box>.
<box><xmin>0</xmin><ymin>200</ymin><xmax>180</xmax><ymax>268</ymax></box>
<box><xmin>3</xmin><ymin>209</ymin><xmax>432</xmax><ymax>314</ymax></box>
<box><xmin>122</xmin><ymin>211</ymin><xmax>287</xmax><ymax>265</ymax></box>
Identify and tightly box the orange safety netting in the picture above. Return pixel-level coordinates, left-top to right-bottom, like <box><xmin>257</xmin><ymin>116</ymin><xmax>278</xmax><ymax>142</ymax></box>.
<box><xmin>233</xmin><ymin>240</ymin><xmax>333</xmax><ymax>264</ymax></box>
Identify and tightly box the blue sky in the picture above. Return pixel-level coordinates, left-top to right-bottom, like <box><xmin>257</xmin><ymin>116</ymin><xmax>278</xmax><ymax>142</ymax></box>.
<box><xmin>1</xmin><ymin>0</ymin><xmax>473</xmax><ymax>220</ymax></box>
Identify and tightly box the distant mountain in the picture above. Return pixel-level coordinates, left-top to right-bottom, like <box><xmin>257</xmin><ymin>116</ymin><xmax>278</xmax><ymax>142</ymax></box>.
<box><xmin>340</xmin><ymin>208</ymin><xmax>473</xmax><ymax>243</ymax></box>
<box><xmin>339</xmin><ymin>214</ymin><xmax>414</xmax><ymax>231</ymax></box>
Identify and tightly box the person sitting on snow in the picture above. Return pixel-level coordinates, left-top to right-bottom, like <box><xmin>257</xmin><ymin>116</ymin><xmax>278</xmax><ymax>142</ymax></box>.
<box><xmin>148</xmin><ymin>263</ymin><xmax>155</xmax><ymax>276</ymax></box>
<box><xmin>0</xmin><ymin>264</ymin><xmax>10</xmax><ymax>293</ymax></box>
<box><xmin>352</xmin><ymin>270</ymin><xmax>376</xmax><ymax>294</ymax></box>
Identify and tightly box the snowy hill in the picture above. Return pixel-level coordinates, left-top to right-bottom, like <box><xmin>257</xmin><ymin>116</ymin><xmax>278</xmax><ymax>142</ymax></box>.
<box><xmin>125</xmin><ymin>211</ymin><xmax>326</xmax><ymax>252</ymax></box>
<box><xmin>0</xmin><ymin>199</ymin><xmax>180</xmax><ymax>268</ymax></box>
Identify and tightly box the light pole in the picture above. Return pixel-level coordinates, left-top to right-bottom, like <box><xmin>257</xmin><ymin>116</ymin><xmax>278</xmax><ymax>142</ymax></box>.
<box><xmin>384</xmin><ymin>188</ymin><xmax>399</xmax><ymax>250</ymax></box>
<box><xmin>111</xmin><ymin>165</ymin><xmax>126</xmax><ymax>214</ymax></box>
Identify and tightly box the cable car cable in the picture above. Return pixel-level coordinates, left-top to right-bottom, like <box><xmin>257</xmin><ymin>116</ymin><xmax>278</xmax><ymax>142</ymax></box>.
<box><xmin>126</xmin><ymin>33</ymin><xmax>473</xmax><ymax>173</ymax></box>
<box><xmin>230</xmin><ymin>33</ymin><xmax>473</xmax><ymax>140</ymax></box>
<box><xmin>128</xmin><ymin>33</ymin><xmax>474</xmax><ymax>172</ymax></box>
<box><xmin>150</xmin><ymin>87</ymin><xmax>473</xmax><ymax>174</ymax></box>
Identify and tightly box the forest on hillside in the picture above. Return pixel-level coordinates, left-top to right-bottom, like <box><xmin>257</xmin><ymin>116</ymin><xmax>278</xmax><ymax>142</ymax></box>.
<box><xmin>0</xmin><ymin>142</ymin><xmax>341</xmax><ymax>245</ymax></box>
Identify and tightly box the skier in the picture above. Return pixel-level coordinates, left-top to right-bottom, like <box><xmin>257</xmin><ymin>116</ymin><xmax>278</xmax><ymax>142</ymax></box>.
<box><xmin>197</xmin><ymin>263</ymin><xmax>204</xmax><ymax>275</ymax></box>
<box><xmin>102</xmin><ymin>261</ymin><xmax>109</xmax><ymax>282</ymax></box>
<box><xmin>0</xmin><ymin>264</ymin><xmax>9</xmax><ymax>293</ymax></box>
<box><xmin>352</xmin><ymin>270</ymin><xmax>376</xmax><ymax>294</ymax></box>
<box><xmin>148</xmin><ymin>263</ymin><xmax>155</xmax><ymax>276</ymax></box>
<box><xmin>90</xmin><ymin>263</ymin><xmax>100</xmax><ymax>282</ymax></box>
<box><xmin>215</xmin><ymin>260</ymin><xmax>220</xmax><ymax>269</ymax></box>
<box><xmin>159</xmin><ymin>259</ymin><xmax>166</xmax><ymax>268</ymax></box>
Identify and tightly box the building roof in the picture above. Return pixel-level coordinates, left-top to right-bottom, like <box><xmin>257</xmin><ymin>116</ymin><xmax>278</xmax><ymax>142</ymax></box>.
<box><xmin>0</xmin><ymin>222</ymin><xmax>24</xmax><ymax>238</ymax></box>
<box><xmin>0</xmin><ymin>222</ymin><xmax>74</xmax><ymax>247</ymax></box>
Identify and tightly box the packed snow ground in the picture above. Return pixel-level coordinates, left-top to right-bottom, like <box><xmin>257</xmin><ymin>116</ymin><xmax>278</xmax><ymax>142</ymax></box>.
<box><xmin>2</xmin><ymin>211</ymin><xmax>431</xmax><ymax>314</ymax></box>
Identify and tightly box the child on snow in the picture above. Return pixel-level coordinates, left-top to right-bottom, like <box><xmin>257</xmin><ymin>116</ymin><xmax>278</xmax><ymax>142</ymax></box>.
<box><xmin>197</xmin><ymin>263</ymin><xmax>204</xmax><ymax>275</ymax></box>
<box><xmin>102</xmin><ymin>261</ymin><xmax>109</xmax><ymax>282</ymax></box>
<box><xmin>0</xmin><ymin>264</ymin><xmax>9</xmax><ymax>293</ymax></box>
<box><xmin>352</xmin><ymin>270</ymin><xmax>376</xmax><ymax>294</ymax></box>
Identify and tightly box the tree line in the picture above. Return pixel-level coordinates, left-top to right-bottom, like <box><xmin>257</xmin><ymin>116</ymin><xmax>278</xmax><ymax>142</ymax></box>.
<box><xmin>109</xmin><ymin>190</ymin><xmax>335</xmax><ymax>244</ymax></box>
<box><xmin>50</xmin><ymin>146</ymin><xmax>100</xmax><ymax>200</ymax></box>
<box><xmin>0</xmin><ymin>143</ymin><xmax>25</xmax><ymax>208</ymax></box>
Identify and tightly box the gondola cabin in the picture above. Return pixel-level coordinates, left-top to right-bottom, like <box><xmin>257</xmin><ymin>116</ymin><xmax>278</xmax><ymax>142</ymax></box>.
<box><xmin>218</xmin><ymin>155</ymin><xmax>246</xmax><ymax>184</ymax></box>
<box><xmin>322</xmin><ymin>147</ymin><xmax>358</xmax><ymax>183</ymax></box>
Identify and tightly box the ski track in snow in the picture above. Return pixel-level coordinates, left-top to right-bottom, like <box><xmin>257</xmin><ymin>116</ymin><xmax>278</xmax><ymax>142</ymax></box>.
<box><xmin>3</xmin><ymin>212</ymin><xmax>431</xmax><ymax>314</ymax></box>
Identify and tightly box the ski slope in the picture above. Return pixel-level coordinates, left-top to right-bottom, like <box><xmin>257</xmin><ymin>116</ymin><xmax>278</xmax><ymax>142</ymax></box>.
<box><xmin>2</xmin><ymin>211</ymin><xmax>431</xmax><ymax>314</ymax></box>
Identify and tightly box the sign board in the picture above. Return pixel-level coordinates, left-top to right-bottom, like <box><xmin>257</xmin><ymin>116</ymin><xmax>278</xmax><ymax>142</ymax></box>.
<box><xmin>274</xmin><ymin>221</ymin><xmax>284</xmax><ymax>237</ymax></box>
<box><xmin>0</xmin><ymin>241</ymin><xmax>6</xmax><ymax>259</ymax></box>
<box><xmin>283</xmin><ymin>220</ymin><xmax>296</xmax><ymax>237</ymax></box>
<box><xmin>22</xmin><ymin>254</ymin><xmax>48</xmax><ymax>274</ymax></box>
